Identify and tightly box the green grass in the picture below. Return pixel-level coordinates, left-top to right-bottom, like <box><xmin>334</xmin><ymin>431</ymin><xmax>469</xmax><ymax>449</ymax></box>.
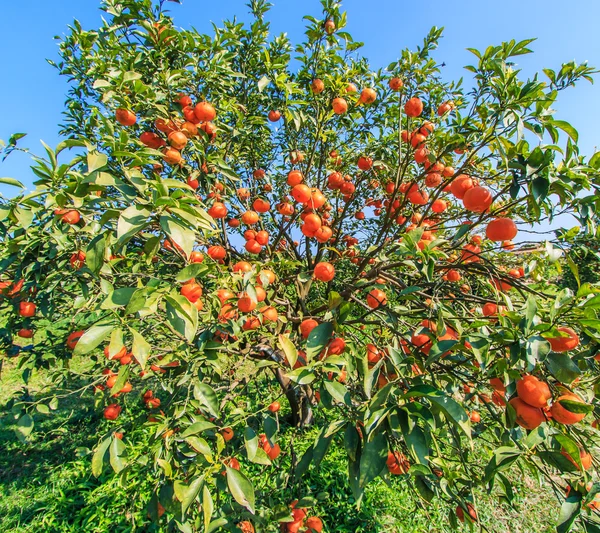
<box><xmin>0</xmin><ymin>357</ymin><xmax>576</xmax><ymax>533</ymax></box>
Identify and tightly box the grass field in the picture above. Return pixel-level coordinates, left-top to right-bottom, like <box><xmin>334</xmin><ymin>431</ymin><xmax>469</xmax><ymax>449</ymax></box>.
<box><xmin>0</xmin><ymin>356</ymin><xmax>573</xmax><ymax>533</ymax></box>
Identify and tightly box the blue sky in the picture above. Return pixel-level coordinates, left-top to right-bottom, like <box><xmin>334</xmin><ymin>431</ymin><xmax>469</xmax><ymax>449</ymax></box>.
<box><xmin>1</xmin><ymin>0</ymin><xmax>599</xmax><ymax>199</ymax></box>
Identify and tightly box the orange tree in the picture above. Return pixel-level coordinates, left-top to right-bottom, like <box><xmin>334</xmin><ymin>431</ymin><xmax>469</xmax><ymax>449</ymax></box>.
<box><xmin>2</xmin><ymin>0</ymin><xmax>600</xmax><ymax>531</ymax></box>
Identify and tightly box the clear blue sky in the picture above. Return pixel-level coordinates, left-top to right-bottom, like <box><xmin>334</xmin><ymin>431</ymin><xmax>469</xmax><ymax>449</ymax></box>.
<box><xmin>1</xmin><ymin>0</ymin><xmax>599</xmax><ymax>198</ymax></box>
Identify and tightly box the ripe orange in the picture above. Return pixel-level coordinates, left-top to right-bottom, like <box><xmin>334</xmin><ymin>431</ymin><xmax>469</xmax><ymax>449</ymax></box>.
<box><xmin>194</xmin><ymin>102</ymin><xmax>216</xmax><ymax>122</ymax></box>
<box><xmin>456</xmin><ymin>503</ymin><xmax>477</xmax><ymax>523</ymax></box>
<box><xmin>181</xmin><ymin>280</ymin><xmax>203</xmax><ymax>303</ymax></box>
<box><xmin>482</xmin><ymin>302</ymin><xmax>498</xmax><ymax>316</ymax></box>
<box><xmin>115</xmin><ymin>108</ymin><xmax>136</xmax><ymax>126</ymax></box>
<box><xmin>357</xmin><ymin>156</ymin><xmax>373</xmax><ymax>170</ymax></box>
<box><xmin>386</xmin><ymin>450</ymin><xmax>410</xmax><ymax>475</ymax></box>
<box><xmin>241</xmin><ymin>210</ymin><xmax>259</xmax><ymax>225</ymax></box>
<box><xmin>168</xmin><ymin>131</ymin><xmax>187</xmax><ymax>150</ymax></box>
<box><xmin>163</xmin><ymin>147</ymin><xmax>182</xmax><ymax>165</ymax></box>
<box><xmin>260</xmin><ymin>306</ymin><xmax>278</xmax><ymax>322</ymax></box>
<box><xmin>450</xmin><ymin>175</ymin><xmax>474</xmax><ymax>199</ymax></box>
<box><xmin>509</xmin><ymin>397</ymin><xmax>545</xmax><ymax>430</ymax></box>
<box><xmin>207</xmin><ymin>245</ymin><xmax>226</xmax><ymax>260</ymax></box>
<box><xmin>18</xmin><ymin>301</ymin><xmax>36</xmax><ymax>317</ymax></box>
<box><xmin>314</xmin><ymin>262</ymin><xmax>335</xmax><ymax>282</ymax></box>
<box><xmin>359</xmin><ymin>88</ymin><xmax>377</xmax><ymax>104</ymax></box>
<box><xmin>550</xmin><ymin>394</ymin><xmax>587</xmax><ymax>425</ymax></box>
<box><xmin>221</xmin><ymin>427</ymin><xmax>234</xmax><ymax>441</ymax></box>
<box><xmin>300</xmin><ymin>318</ymin><xmax>319</xmax><ymax>338</ymax></box>
<box><xmin>366</xmin><ymin>288</ymin><xmax>387</xmax><ymax>309</ymax></box>
<box><xmin>311</xmin><ymin>79</ymin><xmax>325</xmax><ymax>94</ymax></box>
<box><xmin>516</xmin><ymin>375</ymin><xmax>551</xmax><ymax>408</ymax></box>
<box><xmin>547</xmin><ymin>326</ymin><xmax>579</xmax><ymax>352</ymax></box>
<box><xmin>208</xmin><ymin>202</ymin><xmax>228</xmax><ymax>219</ymax></box>
<box><xmin>404</xmin><ymin>97</ymin><xmax>423</xmax><ymax>117</ymax></box>
<box><xmin>268</xmin><ymin>401</ymin><xmax>280</xmax><ymax>413</ymax></box>
<box><xmin>305</xmin><ymin>516</ymin><xmax>323</xmax><ymax>532</ymax></box>
<box><xmin>324</xmin><ymin>19</ymin><xmax>336</xmax><ymax>34</ymax></box>
<box><xmin>389</xmin><ymin>77</ymin><xmax>403</xmax><ymax>91</ymax></box>
<box><xmin>463</xmin><ymin>186</ymin><xmax>492</xmax><ymax>212</ymax></box>
<box><xmin>292</xmin><ymin>184</ymin><xmax>312</xmax><ymax>204</ymax></box>
<box><xmin>332</xmin><ymin>97</ymin><xmax>348</xmax><ymax>114</ymax></box>
<box><xmin>104</xmin><ymin>404</ymin><xmax>121</xmax><ymax>420</ymax></box>
<box><xmin>486</xmin><ymin>218</ymin><xmax>517</xmax><ymax>242</ymax></box>
<box><xmin>268</xmin><ymin>110</ymin><xmax>281</xmax><ymax>122</ymax></box>
<box><xmin>287</xmin><ymin>170</ymin><xmax>304</xmax><ymax>186</ymax></box>
<box><xmin>189</xmin><ymin>251</ymin><xmax>204</xmax><ymax>263</ymax></box>
<box><xmin>431</xmin><ymin>199</ymin><xmax>447</xmax><ymax>213</ymax></box>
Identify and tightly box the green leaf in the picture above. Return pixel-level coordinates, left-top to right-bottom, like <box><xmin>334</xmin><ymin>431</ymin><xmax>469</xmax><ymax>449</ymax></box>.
<box><xmin>306</xmin><ymin>322</ymin><xmax>334</xmax><ymax>361</ymax></box>
<box><xmin>278</xmin><ymin>334</ymin><xmax>297</xmax><ymax>367</ymax></box>
<box><xmin>185</xmin><ymin>436</ymin><xmax>212</xmax><ymax>456</ymax></box>
<box><xmin>359</xmin><ymin>433</ymin><xmax>388</xmax><ymax>487</ymax></box>
<box><xmin>257</xmin><ymin>75</ymin><xmax>270</xmax><ymax>92</ymax></box>
<box><xmin>160</xmin><ymin>214</ymin><xmax>195</xmax><ymax>258</ymax></box>
<box><xmin>15</xmin><ymin>413</ymin><xmax>34</xmax><ymax>442</ymax></box>
<box><xmin>116</xmin><ymin>205</ymin><xmax>151</xmax><ymax>245</ymax></box>
<box><xmin>109</xmin><ymin>365</ymin><xmax>130</xmax><ymax>396</ymax></box>
<box><xmin>558</xmin><ymin>399</ymin><xmax>593</xmax><ymax>414</ymax></box>
<box><xmin>73</xmin><ymin>321</ymin><xmax>116</xmax><ymax>356</ymax></box>
<box><xmin>0</xmin><ymin>177</ymin><xmax>25</xmax><ymax>188</ymax></box>
<box><xmin>557</xmin><ymin>492</ymin><xmax>581</xmax><ymax>533</ymax></box>
<box><xmin>324</xmin><ymin>380</ymin><xmax>350</xmax><ymax>405</ymax></box>
<box><xmin>86</xmin><ymin>234</ymin><xmax>106</xmax><ymax>273</ymax></box>
<box><xmin>206</xmin><ymin>519</ymin><xmax>228</xmax><ymax>533</ymax></box>
<box><xmin>244</xmin><ymin>427</ymin><xmax>259</xmax><ymax>462</ymax></box>
<box><xmin>193</xmin><ymin>383</ymin><xmax>220</xmax><ymax>418</ymax></box>
<box><xmin>202</xmin><ymin>485</ymin><xmax>213</xmax><ymax>531</ymax></box>
<box><xmin>226</xmin><ymin>467</ymin><xmax>255</xmax><ymax>514</ymax></box>
<box><xmin>175</xmin><ymin>263</ymin><xmax>208</xmax><ymax>282</ymax></box>
<box><xmin>92</xmin><ymin>437</ymin><xmax>111</xmax><ymax>477</ymax></box>
<box><xmin>403</xmin><ymin>385</ymin><xmax>471</xmax><ymax>439</ymax></box>
<box><xmin>109</xmin><ymin>436</ymin><xmax>127</xmax><ymax>473</ymax></box>
<box><xmin>165</xmin><ymin>294</ymin><xmax>198</xmax><ymax>343</ymax></box>
<box><xmin>88</xmin><ymin>151</ymin><xmax>108</xmax><ymax>172</ymax></box>
<box><xmin>545</xmin><ymin>352</ymin><xmax>581</xmax><ymax>383</ymax></box>
<box><xmin>552</xmin><ymin>120</ymin><xmax>579</xmax><ymax>143</ymax></box>
<box><xmin>130</xmin><ymin>328</ymin><xmax>151</xmax><ymax>369</ymax></box>
<box><xmin>101</xmin><ymin>287</ymin><xmax>137</xmax><ymax>309</ymax></box>
<box><xmin>181</xmin><ymin>476</ymin><xmax>203</xmax><ymax>514</ymax></box>
<box><xmin>123</xmin><ymin>71</ymin><xmax>142</xmax><ymax>82</ymax></box>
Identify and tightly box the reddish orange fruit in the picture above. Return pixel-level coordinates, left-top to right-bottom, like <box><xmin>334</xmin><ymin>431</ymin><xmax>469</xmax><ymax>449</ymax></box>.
<box><xmin>359</xmin><ymin>88</ymin><xmax>377</xmax><ymax>104</ymax></box>
<box><xmin>366</xmin><ymin>288</ymin><xmax>387</xmax><ymax>309</ymax></box>
<box><xmin>389</xmin><ymin>77</ymin><xmax>403</xmax><ymax>91</ymax></box>
<box><xmin>456</xmin><ymin>503</ymin><xmax>477</xmax><ymax>523</ymax></box>
<box><xmin>115</xmin><ymin>108</ymin><xmax>136</xmax><ymax>126</ymax></box>
<box><xmin>300</xmin><ymin>318</ymin><xmax>319</xmax><ymax>339</ymax></box>
<box><xmin>463</xmin><ymin>186</ymin><xmax>493</xmax><ymax>212</ymax></box>
<box><xmin>450</xmin><ymin>175</ymin><xmax>474</xmax><ymax>199</ymax></box>
<box><xmin>104</xmin><ymin>403</ymin><xmax>122</xmax><ymax>420</ymax></box>
<box><xmin>486</xmin><ymin>218</ymin><xmax>517</xmax><ymax>241</ymax></box>
<box><xmin>404</xmin><ymin>97</ymin><xmax>423</xmax><ymax>117</ymax></box>
<box><xmin>311</xmin><ymin>79</ymin><xmax>325</xmax><ymax>94</ymax></box>
<box><xmin>314</xmin><ymin>262</ymin><xmax>335</xmax><ymax>282</ymax></box>
<box><xmin>194</xmin><ymin>102</ymin><xmax>216</xmax><ymax>122</ymax></box>
<box><xmin>516</xmin><ymin>375</ymin><xmax>551</xmax><ymax>408</ymax></box>
<box><xmin>332</xmin><ymin>97</ymin><xmax>348</xmax><ymax>114</ymax></box>
<box><xmin>509</xmin><ymin>397</ymin><xmax>545</xmax><ymax>430</ymax></box>
<box><xmin>268</xmin><ymin>110</ymin><xmax>281</xmax><ymax>122</ymax></box>
<box><xmin>551</xmin><ymin>394</ymin><xmax>587</xmax><ymax>425</ymax></box>
<box><xmin>547</xmin><ymin>326</ymin><xmax>579</xmax><ymax>352</ymax></box>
